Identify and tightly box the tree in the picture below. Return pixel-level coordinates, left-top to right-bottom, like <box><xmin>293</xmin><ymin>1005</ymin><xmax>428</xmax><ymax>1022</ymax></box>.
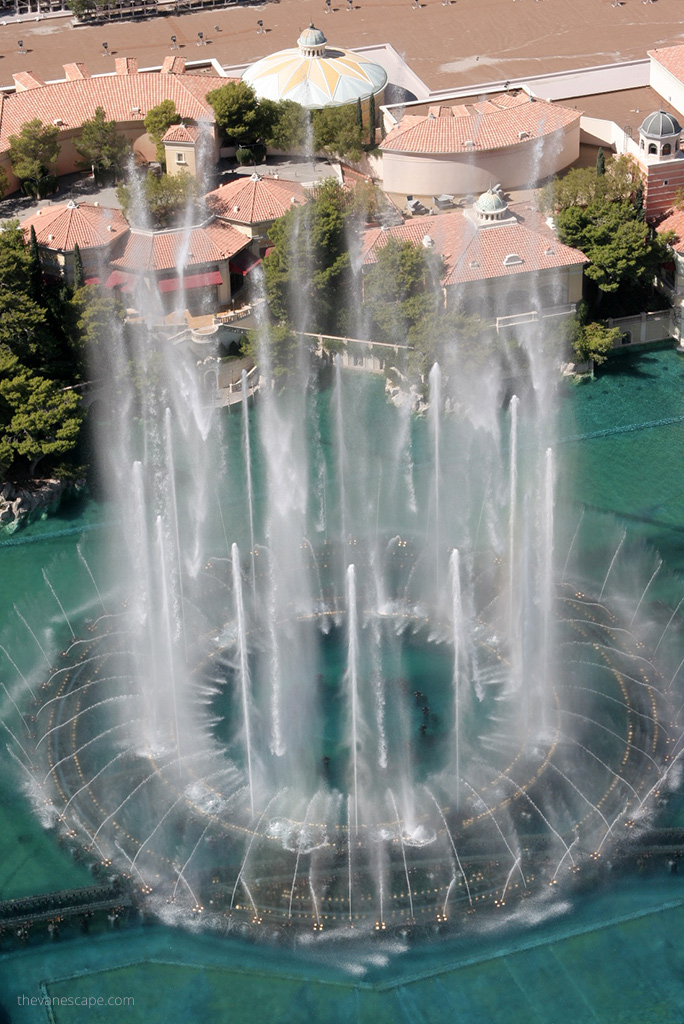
<box><xmin>265</xmin><ymin>177</ymin><xmax>354</xmax><ymax>332</ymax></box>
<box><xmin>363</xmin><ymin>237</ymin><xmax>443</xmax><ymax>344</ymax></box>
<box><xmin>540</xmin><ymin>155</ymin><xmax>638</xmax><ymax>215</ymax></box>
<box><xmin>556</xmin><ymin>197</ymin><xmax>674</xmax><ymax>298</ymax></box>
<box><xmin>28</xmin><ymin>225</ymin><xmax>43</xmax><ymax>301</ymax></box>
<box><xmin>73</xmin><ymin>243</ymin><xmax>85</xmax><ymax>290</ymax></box>
<box><xmin>75</xmin><ymin>106</ymin><xmax>130</xmax><ymax>182</ymax></box>
<box><xmin>596</xmin><ymin>146</ymin><xmax>605</xmax><ymax>176</ymax></box>
<box><xmin>368</xmin><ymin>92</ymin><xmax>376</xmax><ymax>148</ymax></box>
<box><xmin>312</xmin><ymin>106</ymin><xmax>364</xmax><ymax>161</ymax></box>
<box><xmin>633</xmin><ymin>182</ymin><xmax>645</xmax><ymax>221</ymax></box>
<box><xmin>572</xmin><ymin>321</ymin><xmax>621</xmax><ymax>366</ymax></box>
<box><xmin>0</xmin><ymin>164</ymin><xmax>8</xmax><ymax>200</ymax></box>
<box><xmin>0</xmin><ymin>346</ymin><xmax>82</xmax><ymax>476</ymax></box>
<box><xmin>263</xmin><ymin>100</ymin><xmax>310</xmax><ymax>153</ymax></box>
<box><xmin>117</xmin><ymin>172</ymin><xmax>203</xmax><ymax>229</ymax></box>
<box><xmin>144</xmin><ymin>100</ymin><xmax>181</xmax><ymax>164</ymax></box>
<box><xmin>206</xmin><ymin>81</ymin><xmax>267</xmax><ymax>147</ymax></box>
<box><xmin>241</xmin><ymin>323</ymin><xmax>299</xmax><ymax>384</ymax></box>
<box><xmin>8</xmin><ymin>119</ymin><xmax>60</xmax><ymax>198</ymax></box>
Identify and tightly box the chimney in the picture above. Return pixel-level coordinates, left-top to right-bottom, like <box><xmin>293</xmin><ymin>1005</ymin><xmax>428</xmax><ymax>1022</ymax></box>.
<box><xmin>115</xmin><ymin>57</ymin><xmax>138</xmax><ymax>75</ymax></box>
<box><xmin>12</xmin><ymin>71</ymin><xmax>45</xmax><ymax>91</ymax></box>
<box><xmin>161</xmin><ymin>56</ymin><xmax>186</xmax><ymax>75</ymax></box>
<box><xmin>63</xmin><ymin>62</ymin><xmax>91</xmax><ymax>81</ymax></box>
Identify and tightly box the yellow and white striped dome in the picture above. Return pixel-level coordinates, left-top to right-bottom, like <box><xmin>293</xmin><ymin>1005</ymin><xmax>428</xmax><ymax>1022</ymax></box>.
<box><xmin>242</xmin><ymin>25</ymin><xmax>387</xmax><ymax>110</ymax></box>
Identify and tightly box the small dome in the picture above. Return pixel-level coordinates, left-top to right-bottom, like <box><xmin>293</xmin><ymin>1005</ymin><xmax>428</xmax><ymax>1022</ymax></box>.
<box><xmin>475</xmin><ymin>188</ymin><xmax>507</xmax><ymax>214</ymax></box>
<box><xmin>298</xmin><ymin>23</ymin><xmax>326</xmax><ymax>48</ymax></box>
<box><xmin>639</xmin><ymin>110</ymin><xmax>682</xmax><ymax>139</ymax></box>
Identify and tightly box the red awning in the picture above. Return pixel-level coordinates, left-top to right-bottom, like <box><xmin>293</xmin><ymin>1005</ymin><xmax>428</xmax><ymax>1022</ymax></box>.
<box><xmin>158</xmin><ymin>270</ymin><xmax>223</xmax><ymax>294</ymax></box>
<box><xmin>84</xmin><ymin>276</ymin><xmax>100</xmax><ymax>285</ymax></box>
<box><xmin>229</xmin><ymin>249</ymin><xmax>261</xmax><ymax>276</ymax></box>
<box><xmin>104</xmin><ymin>270</ymin><xmax>137</xmax><ymax>293</ymax></box>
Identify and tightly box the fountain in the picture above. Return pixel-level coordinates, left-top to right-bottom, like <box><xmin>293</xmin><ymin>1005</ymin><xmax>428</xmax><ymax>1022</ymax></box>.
<box><xmin>11</xmin><ymin>250</ymin><xmax>684</xmax><ymax>944</ymax></box>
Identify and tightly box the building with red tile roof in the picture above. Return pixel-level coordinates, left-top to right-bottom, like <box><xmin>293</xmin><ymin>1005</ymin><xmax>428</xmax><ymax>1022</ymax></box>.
<box><xmin>362</xmin><ymin>191</ymin><xmax>586</xmax><ymax>319</ymax></box>
<box><xmin>206</xmin><ymin>172</ymin><xmax>308</xmax><ymax>243</ymax></box>
<box><xmin>21</xmin><ymin>200</ymin><xmax>129</xmax><ymax>285</ymax></box>
<box><xmin>380</xmin><ymin>93</ymin><xmax>581</xmax><ymax>198</ymax></box>
<box><xmin>0</xmin><ymin>58</ymin><xmax>229</xmax><ymax>194</ymax></box>
<box><xmin>107</xmin><ymin>218</ymin><xmax>252</xmax><ymax>311</ymax></box>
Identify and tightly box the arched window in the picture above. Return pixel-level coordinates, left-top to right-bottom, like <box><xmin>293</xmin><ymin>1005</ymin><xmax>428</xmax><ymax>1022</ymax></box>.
<box><xmin>640</xmin><ymin>139</ymin><xmax>645</xmax><ymax>150</ymax></box>
<box><xmin>649</xmin><ymin>143</ymin><xmax>658</xmax><ymax>155</ymax></box>
<box><xmin>663</xmin><ymin>143</ymin><xmax>672</xmax><ymax>156</ymax></box>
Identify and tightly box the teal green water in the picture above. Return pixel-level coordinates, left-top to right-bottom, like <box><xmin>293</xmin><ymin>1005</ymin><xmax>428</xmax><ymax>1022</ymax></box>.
<box><xmin>3</xmin><ymin>347</ymin><xmax>684</xmax><ymax>1021</ymax></box>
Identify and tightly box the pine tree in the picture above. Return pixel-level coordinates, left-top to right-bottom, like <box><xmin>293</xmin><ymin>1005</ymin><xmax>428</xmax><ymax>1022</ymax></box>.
<box><xmin>596</xmin><ymin>146</ymin><xmax>606</xmax><ymax>176</ymax></box>
<box><xmin>73</xmin><ymin>242</ymin><xmax>85</xmax><ymax>290</ymax></box>
<box><xmin>633</xmin><ymin>182</ymin><xmax>645</xmax><ymax>220</ymax></box>
<box><xmin>368</xmin><ymin>92</ymin><xmax>376</xmax><ymax>148</ymax></box>
<box><xmin>28</xmin><ymin>225</ymin><xmax>43</xmax><ymax>300</ymax></box>
<box><xmin>356</xmin><ymin>97</ymin><xmax>363</xmax><ymax>130</ymax></box>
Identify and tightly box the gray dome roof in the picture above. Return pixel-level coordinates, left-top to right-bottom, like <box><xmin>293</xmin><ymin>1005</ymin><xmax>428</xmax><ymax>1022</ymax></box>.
<box><xmin>639</xmin><ymin>110</ymin><xmax>682</xmax><ymax>139</ymax></box>
<box><xmin>297</xmin><ymin>24</ymin><xmax>326</xmax><ymax>48</ymax></box>
<box><xmin>475</xmin><ymin>188</ymin><xmax>507</xmax><ymax>214</ymax></box>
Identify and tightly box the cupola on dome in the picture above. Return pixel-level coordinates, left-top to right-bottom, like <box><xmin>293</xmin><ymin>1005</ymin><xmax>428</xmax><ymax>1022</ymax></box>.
<box><xmin>475</xmin><ymin>188</ymin><xmax>507</xmax><ymax>214</ymax></box>
<box><xmin>639</xmin><ymin>110</ymin><xmax>682</xmax><ymax>139</ymax></box>
<box><xmin>242</xmin><ymin>26</ymin><xmax>387</xmax><ymax>109</ymax></box>
<box><xmin>297</xmin><ymin>23</ymin><xmax>327</xmax><ymax>56</ymax></box>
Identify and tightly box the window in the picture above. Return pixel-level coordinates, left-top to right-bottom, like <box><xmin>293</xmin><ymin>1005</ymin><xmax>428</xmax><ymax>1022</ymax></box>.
<box><xmin>663</xmin><ymin>144</ymin><xmax>672</xmax><ymax>156</ymax></box>
<box><xmin>649</xmin><ymin>143</ymin><xmax>657</xmax><ymax>155</ymax></box>
<box><xmin>176</xmin><ymin>152</ymin><xmax>186</xmax><ymax>164</ymax></box>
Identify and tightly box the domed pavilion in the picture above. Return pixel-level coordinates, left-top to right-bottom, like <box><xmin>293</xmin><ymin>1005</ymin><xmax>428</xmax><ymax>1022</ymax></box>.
<box><xmin>242</xmin><ymin>24</ymin><xmax>387</xmax><ymax>110</ymax></box>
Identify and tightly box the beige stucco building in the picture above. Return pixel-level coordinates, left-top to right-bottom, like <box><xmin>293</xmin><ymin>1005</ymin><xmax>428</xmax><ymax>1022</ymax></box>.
<box><xmin>379</xmin><ymin>94</ymin><xmax>581</xmax><ymax>200</ymax></box>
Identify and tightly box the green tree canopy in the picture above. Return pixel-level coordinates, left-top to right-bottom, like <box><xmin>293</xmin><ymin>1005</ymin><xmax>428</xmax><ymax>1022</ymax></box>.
<box><xmin>144</xmin><ymin>100</ymin><xmax>182</xmax><ymax>163</ymax></box>
<box><xmin>0</xmin><ymin>345</ymin><xmax>82</xmax><ymax>476</ymax></box>
<box><xmin>363</xmin><ymin>237</ymin><xmax>443</xmax><ymax>345</ymax></box>
<box><xmin>540</xmin><ymin>155</ymin><xmax>638</xmax><ymax>215</ymax></box>
<box><xmin>312</xmin><ymin>105</ymin><xmax>364</xmax><ymax>161</ymax></box>
<box><xmin>556</xmin><ymin>198</ymin><xmax>673</xmax><ymax>296</ymax></box>
<box><xmin>0</xmin><ymin>164</ymin><xmax>8</xmax><ymax>200</ymax></box>
<box><xmin>571</xmin><ymin>319</ymin><xmax>621</xmax><ymax>366</ymax></box>
<box><xmin>117</xmin><ymin>171</ymin><xmax>203</xmax><ymax>229</ymax></box>
<box><xmin>264</xmin><ymin>177</ymin><xmax>354</xmax><ymax>333</ymax></box>
<box><xmin>263</xmin><ymin>99</ymin><xmax>310</xmax><ymax>152</ymax></box>
<box><xmin>75</xmin><ymin>106</ymin><xmax>130</xmax><ymax>182</ymax></box>
<box><xmin>8</xmin><ymin>119</ymin><xmax>60</xmax><ymax>197</ymax></box>
<box><xmin>206</xmin><ymin>81</ymin><xmax>269</xmax><ymax>147</ymax></box>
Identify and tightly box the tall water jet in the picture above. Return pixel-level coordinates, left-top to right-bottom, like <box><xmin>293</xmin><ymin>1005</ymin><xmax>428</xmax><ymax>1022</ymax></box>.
<box><xmin>345</xmin><ymin>564</ymin><xmax>360</xmax><ymax>831</ymax></box>
<box><xmin>241</xmin><ymin>369</ymin><xmax>257</xmax><ymax>599</ymax></box>
<box><xmin>232</xmin><ymin>542</ymin><xmax>254</xmax><ymax>818</ymax></box>
<box><xmin>449</xmin><ymin>548</ymin><xmax>463</xmax><ymax>806</ymax></box>
<box><xmin>507</xmin><ymin>395</ymin><xmax>519</xmax><ymax>681</ymax></box>
<box><xmin>540</xmin><ymin>446</ymin><xmax>555</xmax><ymax>730</ymax></box>
<box><xmin>428</xmin><ymin>363</ymin><xmax>442</xmax><ymax>589</ymax></box>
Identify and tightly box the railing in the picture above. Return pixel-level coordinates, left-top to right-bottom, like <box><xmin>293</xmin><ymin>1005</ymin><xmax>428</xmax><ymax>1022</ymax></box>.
<box><xmin>494</xmin><ymin>304</ymin><xmax>576</xmax><ymax>333</ymax></box>
<box><xmin>207</xmin><ymin>362</ymin><xmax>259</xmax><ymax>407</ymax></box>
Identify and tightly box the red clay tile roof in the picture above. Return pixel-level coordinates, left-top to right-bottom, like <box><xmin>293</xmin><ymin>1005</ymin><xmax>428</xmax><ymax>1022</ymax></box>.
<box><xmin>380</xmin><ymin>94</ymin><xmax>580</xmax><ymax>155</ymax></box>
<box><xmin>362</xmin><ymin>205</ymin><xmax>586</xmax><ymax>285</ymax></box>
<box><xmin>13</xmin><ymin>71</ymin><xmax>46</xmax><ymax>91</ymax></box>
<box><xmin>111</xmin><ymin>219</ymin><xmax>249</xmax><ymax>272</ymax></box>
<box><xmin>162</xmin><ymin>123</ymin><xmax>202</xmax><ymax>144</ymax></box>
<box><xmin>206</xmin><ymin>174</ymin><xmax>307</xmax><ymax>226</ymax></box>
<box><xmin>21</xmin><ymin>201</ymin><xmax>128</xmax><ymax>251</ymax></box>
<box><xmin>0</xmin><ymin>67</ymin><xmax>225</xmax><ymax>151</ymax></box>
<box><xmin>648</xmin><ymin>46</ymin><xmax>684</xmax><ymax>85</ymax></box>
<box><xmin>655</xmin><ymin>206</ymin><xmax>684</xmax><ymax>251</ymax></box>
